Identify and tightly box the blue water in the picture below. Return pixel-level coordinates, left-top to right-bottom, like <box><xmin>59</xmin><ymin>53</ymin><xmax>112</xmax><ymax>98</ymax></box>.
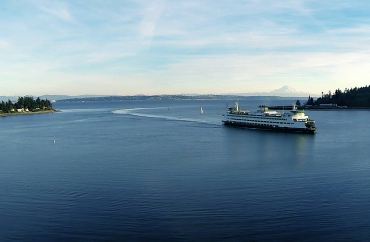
<box><xmin>1</xmin><ymin>98</ymin><xmax>370</xmax><ymax>241</ymax></box>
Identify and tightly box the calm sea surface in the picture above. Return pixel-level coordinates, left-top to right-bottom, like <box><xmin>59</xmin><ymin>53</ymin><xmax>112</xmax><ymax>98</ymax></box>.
<box><xmin>1</xmin><ymin>98</ymin><xmax>370</xmax><ymax>241</ymax></box>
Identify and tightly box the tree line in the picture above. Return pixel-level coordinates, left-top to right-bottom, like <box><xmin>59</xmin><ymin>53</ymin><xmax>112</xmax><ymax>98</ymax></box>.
<box><xmin>0</xmin><ymin>96</ymin><xmax>53</xmax><ymax>113</ymax></box>
<box><xmin>305</xmin><ymin>85</ymin><xmax>370</xmax><ymax>107</ymax></box>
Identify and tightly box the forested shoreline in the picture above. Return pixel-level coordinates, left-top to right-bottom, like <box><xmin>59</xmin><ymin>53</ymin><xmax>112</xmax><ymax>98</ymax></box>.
<box><xmin>306</xmin><ymin>85</ymin><xmax>370</xmax><ymax>108</ymax></box>
<box><xmin>0</xmin><ymin>96</ymin><xmax>54</xmax><ymax>114</ymax></box>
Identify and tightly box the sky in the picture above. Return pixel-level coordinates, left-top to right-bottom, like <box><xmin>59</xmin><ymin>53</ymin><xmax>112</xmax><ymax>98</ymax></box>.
<box><xmin>0</xmin><ymin>0</ymin><xmax>369</xmax><ymax>96</ymax></box>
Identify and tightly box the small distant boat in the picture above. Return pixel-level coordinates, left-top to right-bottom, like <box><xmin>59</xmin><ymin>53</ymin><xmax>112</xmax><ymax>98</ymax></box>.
<box><xmin>200</xmin><ymin>107</ymin><xmax>204</xmax><ymax>114</ymax></box>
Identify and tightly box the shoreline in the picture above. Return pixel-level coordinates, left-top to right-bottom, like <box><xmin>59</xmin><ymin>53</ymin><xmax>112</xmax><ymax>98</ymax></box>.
<box><xmin>306</xmin><ymin>108</ymin><xmax>370</xmax><ymax>111</ymax></box>
<box><xmin>267</xmin><ymin>105</ymin><xmax>370</xmax><ymax>111</ymax></box>
<box><xmin>0</xmin><ymin>109</ymin><xmax>56</xmax><ymax>117</ymax></box>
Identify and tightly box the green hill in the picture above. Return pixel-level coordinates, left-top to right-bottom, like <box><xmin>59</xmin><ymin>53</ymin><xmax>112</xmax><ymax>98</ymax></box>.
<box><xmin>306</xmin><ymin>85</ymin><xmax>370</xmax><ymax>108</ymax></box>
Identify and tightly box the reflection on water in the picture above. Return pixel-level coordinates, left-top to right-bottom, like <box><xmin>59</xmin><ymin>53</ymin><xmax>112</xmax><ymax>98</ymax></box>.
<box><xmin>223</xmin><ymin>127</ymin><xmax>315</xmax><ymax>169</ymax></box>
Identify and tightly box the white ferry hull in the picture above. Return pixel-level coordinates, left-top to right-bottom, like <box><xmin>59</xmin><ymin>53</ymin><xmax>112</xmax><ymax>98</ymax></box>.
<box><xmin>222</xmin><ymin>120</ymin><xmax>316</xmax><ymax>134</ymax></box>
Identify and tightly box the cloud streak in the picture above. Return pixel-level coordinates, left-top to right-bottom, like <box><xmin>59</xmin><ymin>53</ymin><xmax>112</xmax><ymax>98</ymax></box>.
<box><xmin>36</xmin><ymin>0</ymin><xmax>73</xmax><ymax>22</ymax></box>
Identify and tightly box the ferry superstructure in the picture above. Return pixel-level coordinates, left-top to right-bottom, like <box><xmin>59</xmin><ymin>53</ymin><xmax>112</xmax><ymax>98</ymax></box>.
<box><xmin>222</xmin><ymin>103</ymin><xmax>316</xmax><ymax>134</ymax></box>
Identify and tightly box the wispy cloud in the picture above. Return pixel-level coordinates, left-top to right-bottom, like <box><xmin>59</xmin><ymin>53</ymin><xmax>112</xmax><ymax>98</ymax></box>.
<box><xmin>0</xmin><ymin>40</ymin><xmax>10</xmax><ymax>49</ymax></box>
<box><xmin>137</xmin><ymin>0</ymin><xmax>167</xmax><ymax>49</ymax></box>
<box><xmin>36</xmin><ymin>0</ymin><xmax>73</xmax><ymax>22</ymax></box>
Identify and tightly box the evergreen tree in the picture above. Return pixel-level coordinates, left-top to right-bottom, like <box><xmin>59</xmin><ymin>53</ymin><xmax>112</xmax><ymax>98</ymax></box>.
<box><xmin>314</xmin><ymin>85</ymin><xmax>370</xmax><ymax>107</ymax></box>
<box><xmin>0</xmin><ymin>97</ymin><xmax>53</xmax><ymax>113</ymax></box>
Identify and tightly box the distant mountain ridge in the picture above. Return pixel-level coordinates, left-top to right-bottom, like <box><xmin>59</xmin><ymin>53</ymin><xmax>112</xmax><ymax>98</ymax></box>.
<box><xmin>0</xmin><ymin>95</ymin><xmax>103</xmax><ymax>102</ymax></box>
<box><xmin>230</xmin><ymin>85</ymin><xmax>317</xmax><ymax>97</ymax></box>
<box><xmin>269</xmin><ymin>85</ymin><xmax>312</xmax><ymax>97</ymax></box>
<box><xmin>56</xmin><ymin>95</ymin><xmax>303</xmax><ymax>103</ymax></box>
<box><xmin>0</xmin><ymin>96</ymin><xmax>18</xmax><ymax>102</ymax></box>
<box><xmin>0</xmin><ymin>86</ymin><xmax>315</xmax><ymax>102</ymax></box>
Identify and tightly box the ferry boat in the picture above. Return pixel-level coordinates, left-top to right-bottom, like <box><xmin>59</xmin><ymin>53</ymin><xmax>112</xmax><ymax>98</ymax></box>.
<box><xmin>222</xmin><ymin>103</ymin><xmax>316</xmax><ymax>134</ymax></box>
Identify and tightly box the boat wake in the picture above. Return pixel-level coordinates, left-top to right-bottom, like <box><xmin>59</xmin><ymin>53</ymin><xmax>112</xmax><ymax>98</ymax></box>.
<box><xmin>112</xmin><ymin>107</ymin><xmax>220</xmax><ymax>126</ymax></box>
<box><xmin>60</xmin><ymin>108</ymin><xmax>111</xmax><ymax>113</ymax></box>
